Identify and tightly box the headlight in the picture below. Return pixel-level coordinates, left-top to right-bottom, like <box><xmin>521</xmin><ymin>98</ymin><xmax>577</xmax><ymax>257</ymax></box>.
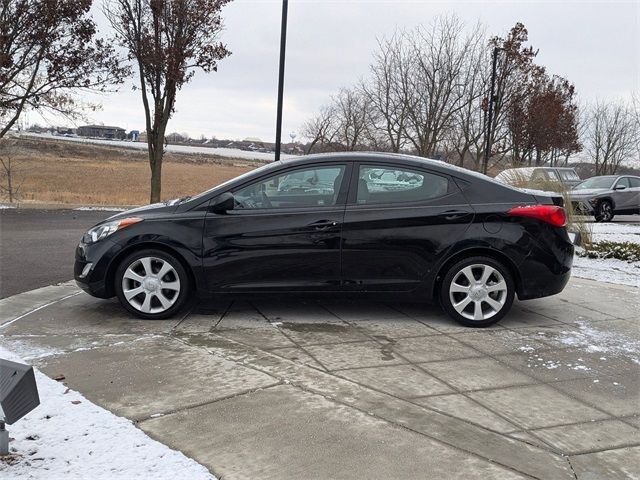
<box><xmin>82</xmin><ymin>217</ymin><xmax>143</xmax><ymax>244</ymax></box>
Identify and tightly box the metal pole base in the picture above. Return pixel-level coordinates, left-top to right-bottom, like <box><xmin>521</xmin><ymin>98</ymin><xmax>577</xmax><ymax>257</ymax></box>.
<box><xmin>0</xmin><ymin>424</ymin><xmax>8</xmax><ymax>455</ymax></box>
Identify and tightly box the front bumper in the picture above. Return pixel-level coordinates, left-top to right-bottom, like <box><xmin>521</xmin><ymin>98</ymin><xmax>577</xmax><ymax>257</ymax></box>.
<box><xmin>74</xmin><ymin>238</ymin><xmax>122</xmax><ymax>298</ymax></box>
<box><xmin>570</xmin><ymin>199</ymin><xmax>595</xmax><ymax>215</ymax></box>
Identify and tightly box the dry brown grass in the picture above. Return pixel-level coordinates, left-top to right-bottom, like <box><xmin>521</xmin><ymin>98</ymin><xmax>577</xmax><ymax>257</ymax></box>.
<box><xmin>1</xmin><ymin>136</ymin><xmax>264</xmax><ymax>206</ymax></box>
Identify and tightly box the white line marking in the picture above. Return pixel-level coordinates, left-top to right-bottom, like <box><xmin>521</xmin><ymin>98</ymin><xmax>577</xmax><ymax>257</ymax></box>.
<box><xmin>0</xmin><ymin>292</ymin><xmax>82</xmax><ymax>328</ymax></box>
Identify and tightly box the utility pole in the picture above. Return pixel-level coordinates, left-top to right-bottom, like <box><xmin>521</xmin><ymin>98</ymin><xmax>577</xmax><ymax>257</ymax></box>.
<box><xmin>483</xmin><ymin>47</ymin><xmax>499</xmax><ymax>175</ymax></box>
<box><xmin>274</xmin><ymin>0</ymin><xmax>288</xmax><ymax>161</ymax></box>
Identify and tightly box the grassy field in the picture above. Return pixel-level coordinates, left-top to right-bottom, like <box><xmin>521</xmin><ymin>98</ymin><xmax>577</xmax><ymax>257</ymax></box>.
<box><xmin>0</xmin><ymin>136</ymin><xmax>263</xmax><ymax>206</ymax></box>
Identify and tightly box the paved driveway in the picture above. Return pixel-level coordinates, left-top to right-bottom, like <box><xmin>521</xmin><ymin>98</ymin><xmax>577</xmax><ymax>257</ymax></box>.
<box><xmin>0</xmin><ymin>277</ymin><xmax>638</xmax><ymax>479</ymax></box>
<box><xmin>0</xmin><ymin>209</ymin><xmax>111</xmax><ymax>298</ymax></box>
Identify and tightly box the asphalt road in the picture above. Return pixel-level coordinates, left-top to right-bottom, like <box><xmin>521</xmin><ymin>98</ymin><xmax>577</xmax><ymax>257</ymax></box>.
<box><xmin>0</xmin><ymin>209</ymin><xmax>114</xmax><ymax>298</ymax></box>
<box><xmin>1</xmin><ymin>208</ymin><xmax>638</xmax><ymax>299</ymax></box>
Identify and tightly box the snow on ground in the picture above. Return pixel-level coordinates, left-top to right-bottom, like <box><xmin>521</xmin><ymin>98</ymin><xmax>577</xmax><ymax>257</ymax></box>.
<box><xmin>570</xmin><ymin>222</ymin><xmax>640</xmax><ymax>287</ymax></box>
<box><xmin>572</xmin><ymin>255</ymin><xmax>640</xmax><ymax>287</ymax></box>
<box><xmin>21</xmin><ymin>132</ymin><xmax>292</xmax><ymax>162</ymax></box>
<box><xmin>522</xmin><ymin>319</ymin><xmax>640</xmax><ymax>374</ymax></box>
<box><xmin>556</xmin><ymin>320</ymin><xmax>640</xmax><ymax>358</ymax></box>
<box><xmin>73</xmin><ymin>206</ymin><xmax>128</xmax><ymax>212</ymax></box>
<box><xmin>0</xmin><ymin>345</ymin><xmax>214</xmax><ymax>480</ymax></box>
<box><xmin>0</xmin><ymin>205</ymin><xmax>16</xmax><ymax>209</ymax></box>
<box><xmin>589</xmin><ymin>222</ymin><xmax>640</xmax><ymax>244</ymax></box>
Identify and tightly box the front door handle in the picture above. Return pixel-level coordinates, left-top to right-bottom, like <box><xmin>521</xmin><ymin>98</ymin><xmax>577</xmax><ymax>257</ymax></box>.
<box><xmin>307</xmin><ymin>220</ymin><xmax>339</xmax><ymax>231</ymax></box>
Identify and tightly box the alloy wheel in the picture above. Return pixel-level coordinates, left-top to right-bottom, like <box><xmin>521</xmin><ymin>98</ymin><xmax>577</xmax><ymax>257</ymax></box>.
<box><xmin>121</xmin><ymin>257</ymin><xmax>181</xmax><ymax>314</ymax></box>
<box><xmin>599</xmin><ymin>202</ymin><xmax>613</xmax><ymax>221</ymax></box>
<box><xmin>448</xmin><ymin>264</ymin><xmax>508</xmax><ymax>321</ymax></box>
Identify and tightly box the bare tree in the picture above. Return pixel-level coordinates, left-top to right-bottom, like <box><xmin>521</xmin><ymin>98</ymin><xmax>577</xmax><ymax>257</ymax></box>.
<box><xmin>0</xmin><ymin>138</ymin><xmax>24</xmax><ymax>202</ymax></box>
<box><xmin>444</xmin><ymin>24</ymin><xmax>487</xmax><ymax>167</ymax></box>
<box><xmin>332</xmin><ymin>88</ymin><xmax>370</xmax><ymax>151</ymax></box>
<box><xmin>399</xmin><ymin>16</ymin><xmax>485</xmax><ymax>158</ymax></box>
<box><xmin>105</xmin><ymin>0</ymin><xmax>232</xmax><ymax>203</ymax></box>
<box><xmin>300</xmin><ymin>105</ymin><xmax>337</xmax><ymax>154</ymax></box>
<box><xmin>361</xmin><ymin>33</ymin><xmax>411</xmax><ymax>152</ymax></box>
<box><xmin>0</xmin><ymin>0</ymin><xmax>127</xmax><ymax>139</ymax></box>
<box><xmin>584</xmin><ymin>100</ymin><xmax>639</xmax><ymax>175</ymax></box>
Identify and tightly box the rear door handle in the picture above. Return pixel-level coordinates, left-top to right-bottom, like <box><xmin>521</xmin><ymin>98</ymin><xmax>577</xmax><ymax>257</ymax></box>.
<box><xmin>443</xmin><ymin>210</ymin><xmax>470</xmax><ymax>221</ymax></box>
<box><xmin>307</xmin><ymin>220</ymin><xmax>339</xmax><ymax>231</ymax></box>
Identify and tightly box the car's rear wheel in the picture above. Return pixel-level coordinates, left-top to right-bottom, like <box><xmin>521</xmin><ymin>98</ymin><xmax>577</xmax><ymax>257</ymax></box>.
<box><xmin>440</xmin><ymin>256</ymin><xmax>515</xmax><ymax>328</ymax></box>
<box><xmin>114</xmin><ymin>249</ymin><xmax>190</xmax><ymax>319</ymax></box>
<box><xmin>595</xmin><ymin>200</ymin><xmax>614</xmax><ymax>222</ymax></box>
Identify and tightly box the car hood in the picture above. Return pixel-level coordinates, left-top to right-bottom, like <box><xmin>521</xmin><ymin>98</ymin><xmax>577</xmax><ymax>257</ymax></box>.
<box><xmin>569</xmin><ymin>188</ymin><xmax>608</xmax><ymax>197</ymax></box>
<box><xmin>104</xmin><ymin>200</ymin><xmax>181</xmax><ymax>222</ymax></box>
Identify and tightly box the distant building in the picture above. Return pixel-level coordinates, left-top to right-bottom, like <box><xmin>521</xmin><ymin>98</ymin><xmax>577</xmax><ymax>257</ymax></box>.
<box><xmin>77</xmin><ymin>125</ymin><xmax>126</xmax><ymax>140</ymax></box>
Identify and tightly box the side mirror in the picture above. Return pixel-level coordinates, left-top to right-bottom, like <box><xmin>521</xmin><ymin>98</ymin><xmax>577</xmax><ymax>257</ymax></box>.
<box><xmin>614</xmin><ymin>184</ymin><xmax>627</xmax><ymax>190</ymax></box>
<box><xmin>210</xmin><ymin>192</ymin><xmax>235</xmax><ymax>213</ymax></box>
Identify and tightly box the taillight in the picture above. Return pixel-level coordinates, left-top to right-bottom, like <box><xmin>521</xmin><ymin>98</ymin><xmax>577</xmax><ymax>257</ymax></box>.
<box><xmin>507</xmin><ymin>205</ymin><xmax>567</xmax><ymax>227</ymax></box>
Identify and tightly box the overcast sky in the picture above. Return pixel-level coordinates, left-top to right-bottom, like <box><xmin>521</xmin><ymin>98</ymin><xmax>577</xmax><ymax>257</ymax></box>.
<box><xmin>49</xmin><ymin>0</ymin><xmax>640</xmax><ymax>141</ymax></box>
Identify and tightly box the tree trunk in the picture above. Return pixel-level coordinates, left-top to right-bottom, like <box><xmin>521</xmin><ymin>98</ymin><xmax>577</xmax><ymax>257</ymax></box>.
<box><xmin>7</xmin><ymin>160</ymin><xmax>13</xmax><ymax>203</ymax></box>
<box><xmin>149</xmin><ymin>153</ymin><xmax>162</xmax><ymax>203</ymax></box>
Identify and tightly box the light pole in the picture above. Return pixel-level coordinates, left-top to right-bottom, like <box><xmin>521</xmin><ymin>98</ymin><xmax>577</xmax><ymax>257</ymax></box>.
<box><xmin>483</xmin><ymin>46</ymin><xmax>501</xmax><ymax>175</ymax></box>
<box><xmin>274</xmin><ymin>0</ymin><xmax>288</xmax><ymax>161</ymax></box>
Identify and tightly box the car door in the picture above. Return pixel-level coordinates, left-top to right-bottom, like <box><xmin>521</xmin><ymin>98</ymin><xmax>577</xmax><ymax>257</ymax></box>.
<box><xmin>202</xmin><ymin>162</ymin><xmax>351</xmax><ymax>292</ymax></box>
<box><xmin>613</xmin><ymin>177</ymin><xmax>635</xmax><ymax>210</ymax></box>
<box><xmin>628</xmin><ymin>177</ymin><xmax>640</xmax><ymax>212</ymax></box>
<box><xmin>341</xmin><ymin>162</ymin><xmax>473</xmax><ymax>292</ymax></box>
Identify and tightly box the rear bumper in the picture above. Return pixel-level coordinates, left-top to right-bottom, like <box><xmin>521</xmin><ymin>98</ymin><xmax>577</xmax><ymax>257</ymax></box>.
<box><xmin>518</xmin><ymin>268</ymin><xmax>572</xmax><ymax>300</ymax></box>
<box><xmin>517</xmin><ymin>228</ymin><xmax>574</xmax><ymax>300</ymax></box>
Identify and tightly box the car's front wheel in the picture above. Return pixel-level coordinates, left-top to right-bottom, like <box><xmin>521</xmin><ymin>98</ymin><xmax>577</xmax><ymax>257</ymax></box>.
<box><xmin>440</xmin><ymin>256</ymin><xmax>515</xmax><ymax>328</ymax></box>
<box><xmin>595</xmin><ymin>200</ymin><xmax>614</xmax><ymax>222</ymax></box>
<box><xmin>114</xmin><ymin>249</ymin><xmax>190</xmax><ymax>319</ymax></box>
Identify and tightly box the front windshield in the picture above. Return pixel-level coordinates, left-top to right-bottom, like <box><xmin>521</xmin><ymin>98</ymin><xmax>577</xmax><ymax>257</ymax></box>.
<box><xmin>574</xmin><ymin>177</ymin><xmax>615</xmax><ymax>190</ymax></box>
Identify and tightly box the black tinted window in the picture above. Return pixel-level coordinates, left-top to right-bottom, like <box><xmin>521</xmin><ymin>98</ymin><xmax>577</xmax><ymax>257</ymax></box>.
<box><xmin>234</xmin><ymin>165</ymin><xmax>346</xmax><ymax>209</ymax></box>
<box><xmin>357</xmin><ymin>165</ymin><xmax>449</xmax><ymax>205</ymax></box>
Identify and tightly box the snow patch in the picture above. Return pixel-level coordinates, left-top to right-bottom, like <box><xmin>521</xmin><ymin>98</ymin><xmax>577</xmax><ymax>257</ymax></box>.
<box><xmin>572</xmin><ymin>256</ymin><xmax>640</xmax><ymax>287</ymax></box>
<box><xmin>73</xmin><ymin>206</ymin><xmax>128</xmax><ymax>212</ymax></box>
<box><xmin>21</xmin><ymin>132</ymin><xmax>289</xmax><ymax>162</ymax></box>
<box><xmin>0</xmin><ymin>205</ymin><xmax>16</xmax><ymax>209</ymax></box>
<box><xmin>552</xmin><ymin>320</ymin><xmax>640</xmax><ymax>366</ymax></box>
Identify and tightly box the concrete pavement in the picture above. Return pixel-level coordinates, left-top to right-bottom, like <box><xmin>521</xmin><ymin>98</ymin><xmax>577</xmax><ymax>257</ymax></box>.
<box><xmin>0</xmin><ymin>278</ymin><xmax>638</xmax><ymax>479</ymax></box>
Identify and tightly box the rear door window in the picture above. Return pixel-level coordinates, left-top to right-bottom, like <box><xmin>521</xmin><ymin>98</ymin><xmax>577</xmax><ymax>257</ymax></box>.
<box><xmin>356</xmin><ymin>165</ymin><xmax>449</xmax><ymax>205</ymax></box>
<box><xmin>629</xmin><ymin>178</ymin><xmax>640</xmax><ymax>188</ymax></box>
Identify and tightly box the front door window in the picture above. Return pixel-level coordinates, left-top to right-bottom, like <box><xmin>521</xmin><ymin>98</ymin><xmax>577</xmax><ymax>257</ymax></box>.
<box><xmin>233</xmin><ymin>165</ymin><xmax>346</xmax><ymax>209</ymax></box>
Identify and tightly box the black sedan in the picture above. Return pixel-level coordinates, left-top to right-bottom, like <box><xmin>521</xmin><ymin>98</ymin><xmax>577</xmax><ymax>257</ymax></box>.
<box><xmin>75</xmin><ymin>153</ymin><xmax>574</xmax><ymax>327</ymax></box>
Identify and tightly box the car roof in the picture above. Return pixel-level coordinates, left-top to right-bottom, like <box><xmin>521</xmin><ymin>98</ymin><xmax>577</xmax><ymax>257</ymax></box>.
<box><xmin>281</xmin><ymin>151</ymin><xmax>446</xmax><ymax>167</ymax></box>
<box><xmin>281</xmin><ymin>152</ymin><xmax>508</xmax><ymax>184</ymax></box>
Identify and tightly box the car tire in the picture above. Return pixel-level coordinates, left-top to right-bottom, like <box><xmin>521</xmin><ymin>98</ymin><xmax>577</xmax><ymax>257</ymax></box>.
<box><xmin>114</xmin><ymin>249</ymin><xmax>191</xmax><ymax>320</ymax></box>
<box><xmin>439</xmin><ymin>256</ymin><xmax>515</xmax><ymax>328</ymax></box>
<box><xmin>595</xmin><ymin>200</ymin><xmax>614</xmax><ymax>222</ymax></box>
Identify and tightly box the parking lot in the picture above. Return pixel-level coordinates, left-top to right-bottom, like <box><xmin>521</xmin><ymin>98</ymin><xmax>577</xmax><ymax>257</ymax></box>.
<box><xmin>1</xmin><ymin>275</ymin><xmax>638</xmax><ymax>479</ymax></box>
